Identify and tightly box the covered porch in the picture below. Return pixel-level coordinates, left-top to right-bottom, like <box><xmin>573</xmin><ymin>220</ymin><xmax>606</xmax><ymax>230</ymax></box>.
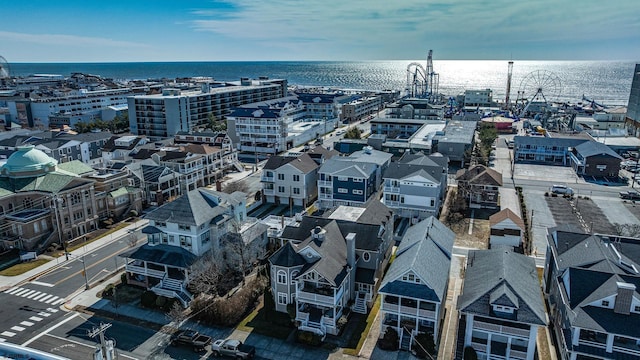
<box><xmin>120</xmin><ymin>243</ymin><xmax>198</xmax><ymax>307</ymax></box>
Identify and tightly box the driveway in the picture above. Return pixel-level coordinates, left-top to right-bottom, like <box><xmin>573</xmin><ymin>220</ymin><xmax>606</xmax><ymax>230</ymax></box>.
<box><xmin>523</xmin><ymin>189</ymin><xmax>556</xmax><ymax>259</ymax></box>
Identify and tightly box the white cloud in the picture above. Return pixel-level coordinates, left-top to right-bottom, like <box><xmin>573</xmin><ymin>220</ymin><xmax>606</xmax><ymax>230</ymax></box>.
<box><xmin>187</xmin><ymin>0</ymin><xmax>640</xmax><ymax>59</ymax></box>
<box><xmin>0</xmin><ymin>31</ymin><xmax>150</xmax><ymax>49</ymax></box>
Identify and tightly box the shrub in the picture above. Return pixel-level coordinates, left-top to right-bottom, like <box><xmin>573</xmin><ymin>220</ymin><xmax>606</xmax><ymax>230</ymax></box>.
<box><xmin>163</xmin><ymin>297</ymin><xmax>177</xmax><ymax>312</ymax></box>
<box><xmin>544</xmin><ymin>192</ymin><xmax>549</xmax><ymax>197</ymax></box>
<box><xmin>412</xmin><ymin>332</ymin><xmax>435</xmax><ymax>359</ymax></box>
<box><xmin>102</xmin><ymin>284</ymin><xmax>115</xmax><ymax>298</ymax></box>
<box><xmin>140</xmin><ymin>291</ymin><xmax>157</xmax><ymax>308</ymax></box>
<box><xmin>377</xmin><ymin>327</ymin><xmax>399</xmax><ymax>350</ymax></box>
<box><xmin>463</xmin><ymin>346</ymin><xmax>478</xmax><ymax>360</ymax></box>
<box><xmin>191</xmin><ymin>276</ymin><xmax>267</xmax><ymax>327</ymax></box>
<box><xmin>155</xmin><ymin>295</ymin><xmax>167</xmax><ymax>308</ymax></box>
<box><xmin>296</xmin><ymin>330</ymin><xmax>322</xmax><ymax>346</ymax></box>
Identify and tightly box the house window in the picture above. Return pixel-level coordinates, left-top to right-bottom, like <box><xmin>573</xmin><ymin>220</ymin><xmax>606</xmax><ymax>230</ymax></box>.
<box><xmin>338</xmin><ymin>176</ymin><xmax>348</xmax><ymax>181</ymax></box>
<box><xmin>430</xmin><ymin>199</ymin><xmax>435</xmax><ymax>207</ymax></box>
<box><xmin>338</xmin><ymin>188</ymin><xmax>348</xmax><ymax>193</ymax></box>
<box><xmin>353</xmin><ymin>178</ymin><xmax>363</xmax><ymax>182</ymax></box>
<box><xmin>293</xmin><ymin>188</ymin><xmax>300</xmax><ymax>195</ymax></box>
<box><xmin>277</xmin><ymin>270</ymin><xmax>287</xmax><ymax>284</ymax></box>
<box><xmin>180</xmin><ymin>235</ymin><xmax>192</xmax><ymax>247</ymax></box>
<box><xmin>278</xmin><ymin>174</ymin><xmax>285</xmax><ymax>180</ymax></box>
<box><xmin>602</xmin><ymin>300</ymin><xmax>610</xmax><ymax>307</ymax></box>
<box><xmin>635</xmin><ymin>306</ymin><xmax>640</xmax><ymax>312</ymax></box>
<box><xmin>277</xmin><ymin>292</ymin><xmax>288</xmax><ymax>305</ymax></box>
<box><xmin>353</xmin><ymin>189</ymin><xmax>363</xmax><ymax>195</ymax></box>
<box><xmin>363</xmin><ymin>252</ymin><xmax>370</xmax><ymax>262</ymax></box>
<box><xmin>278</xmin><ymin>186</ymin><xmax>285</xmax><ymax>193</ymax></box>
<box><xmin>179</xmin><ymin>224</ymin><xmax>191</xmax><ymax>231</ymax></box>
<box><xmin>293</xmin><ymin>175</ymin><xmax>300</xmax><ymax>181</ymax></box>
<box><xmin>156</xmin><ymin>221</ymin><xmax>166</xmax><ymax>227</ymax></box>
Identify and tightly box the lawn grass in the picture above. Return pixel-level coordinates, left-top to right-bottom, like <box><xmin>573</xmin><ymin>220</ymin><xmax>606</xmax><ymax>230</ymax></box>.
<box><xmin>343</xmin><ymin>296</ymin><xmax>380</xmax><ymax>356</ymax></box>
<box><xmin>237</xmin><ymin>292</ymin><xmax>294</xmax><ymax>340</ymax></box>
<box><xmin>0</xmin><ymin>259</ymin><xmax>50</xmax><ymax>276</ymax></box>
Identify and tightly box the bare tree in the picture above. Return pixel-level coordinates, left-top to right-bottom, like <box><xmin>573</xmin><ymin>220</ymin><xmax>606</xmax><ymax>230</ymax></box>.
<box><xmin>187</xmin><ymin>252</ymin><xmax>222</xmax><ymax>295</ymax></box>
<box><xmin>222</xmin><ymin>180</ymin><xmax>249</xmax><ymax>194</ymax></box>
<box><xmin>166</xmin><ymin>302</ymin><xmax>189</xmax><ymax>327</ymax></box>
<box><xmin>613</xmin><ymin>223</ymin><xmax>640</xmax><ymax>238</ymax></box>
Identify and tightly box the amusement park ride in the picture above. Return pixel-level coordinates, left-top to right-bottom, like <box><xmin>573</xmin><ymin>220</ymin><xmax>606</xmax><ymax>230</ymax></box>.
<box><xmin>405</xmin><ymin>50</ymin><xmax>439</xmax><ymax>102</ymax></box>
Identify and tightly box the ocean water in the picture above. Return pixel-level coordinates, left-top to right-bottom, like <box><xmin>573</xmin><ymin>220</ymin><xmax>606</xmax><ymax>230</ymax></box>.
<box><xmin>9</xmin><ymin>60</ymin><xmax>636</xmax><ymax>105</ymax></box>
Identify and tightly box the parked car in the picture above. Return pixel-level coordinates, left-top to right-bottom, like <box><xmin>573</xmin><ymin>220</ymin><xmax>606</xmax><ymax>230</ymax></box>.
<box><xmin>170</xmin><ymin>330</ymin><xmax>212</xmax><ymax>352</ymax></box>
<box><xmin>551</xmin><ymin>184</ymin><xmax>574</xmax><ymax>195</ymax></box>
<box><xmin>620</xmin><ymin>190</ymin><xmax>640</xmax><ymax>200</ymax></box>
<box><xmin>507</xmin><ymin>140</ymin><xmax>514</xmax><ymax>149</ymax></box>
<box><xmin>211</xmin><ymin>339</ymin><xmax>256</xmax><ymax>359</ymax></box>
<box><xmin>336</xmin><ymin>129</ymin><xmax>346</xmax><ymax>136</ymax></box>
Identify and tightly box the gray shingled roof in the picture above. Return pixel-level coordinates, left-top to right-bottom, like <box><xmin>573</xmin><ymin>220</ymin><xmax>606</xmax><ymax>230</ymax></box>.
<box><xmin>457</xmin><ymin>248</ymin><xmax>546</xmax><ymax>326</ymax></box>
<box><xmin>318</xmin><ymin>158</ymin><xmax>376</xmax><ymax>178</ymax></box>
<box><xmin>120</xmin><ymin>244</ymin><xmax>198</xmax><ymax>268</ymax></box>
<box><xmin>144</xmin><ymin>188</ymin><xmax>244</xmax><ymax>226</ymax></box>
<box><xmin>574</xmin><ymin>141</ymin><xmax>623</xmax><ymax>160</ymax></box>
<box><xmin>296</xmin><ymin>220</ymin><xmax>348</xmax><ymax>287</ymax></box>
<box><xmin>269</xmin><ymin>242</ymin><xmax>306</xmax><ymax>267</ymax></box>
<box><xmin>379</xmin><ymin>217</ymin><xmax>454</xmax><ymax>302</ymax></box>
<box><xmin>263</xmin><ymin>155</ymin><xmax>296</xmax><ymax>170</ymax></box>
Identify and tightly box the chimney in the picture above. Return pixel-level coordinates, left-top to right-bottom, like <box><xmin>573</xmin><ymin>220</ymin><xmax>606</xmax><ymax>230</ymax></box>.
<box><xmin>614</xmin><ymin>282</ymin><xmax>635</xmax><ymax>315</ymax></box>
<box><xmin>311</xmin><ymin>226</ymin><xmax>326</xmax><ymax>241</ymax></box>
<box><xmin>346</xmin><ymin>233</ymin><xmax>356</xmax><ymax>268</ymax></box>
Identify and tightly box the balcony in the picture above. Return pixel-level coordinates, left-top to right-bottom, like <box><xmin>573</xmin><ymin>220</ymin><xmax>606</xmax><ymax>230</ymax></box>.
<box><xmin>473</xmin><ymin>320</ymin><xmax>530</xmax><ymax>337</ymax></box>
<box><xmin>381</xmin><ymin>302</ymin><xmax>436</xmax><ymax>319</ymax></box>
<box><xmin>263</xmin><ymin>188</ymin><xmax>275</xmax><ymax>195</ymax></box>
<box><xmin>261</xmin><ymin>175</ymin><xmax>274</xmax><ymax>182</ymax></box>
<box><xmin>319</xmin><ymin>193</ymin><xmax>333</xmax><ymax>200</ymax></box>
<box><xmin>318</xmin><ymin>180</ymin><xmax>332</xmax><ymax>187</ymax></box>
<box><xmin>297</xmin><ymin>285</ymin><xmax>343</xmax><ymax>307</ymax></box>
<box><xmin>383</xmin><ymin>186</ymin><xmax>400</xmax><ymax>194</ymax></box>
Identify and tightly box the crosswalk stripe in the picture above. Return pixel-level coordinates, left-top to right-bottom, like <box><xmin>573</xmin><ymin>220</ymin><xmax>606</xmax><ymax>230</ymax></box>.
<box><xmin>10</xmin><ymin>326</ymin><xmax>24</xmax><ymax>332</ymax></box>
<box><xmin>20</xmin><ymin>321</ymin><xmax>34</xmax><ymax>327</ymax></box>
<box><xmin>0</xmin><ymin>332</ymin><xmax>15</xmax><ymax>337</ymax></box>
<box><xmin>27</xmin><ymin>291</ymin><xmax>42</xmax><ymax>299</ymax></box>
<box><xmin>29</xmin><ymin>316</ymin><xmax>43</xmax><ymax>322</ymax></box>
<box><xmin>47</xmin><ymin>308</ymin><xmax>58</xmax><ymax>313</ymax></box>
<box><xmin>44</xmin><ymin>296</ymin><xmax>59</xmax><ymax>304</ymax></box>
<box><xmin>5</xmin><ymin>287</ymin><xmax>21</xmax><ymax>295</ymax></box>
<box><xmin>37</xmin><ymin>312</ymin><xmax>51</xmax><ymax>317</ymax></box>
<box><xmin>20</xmin><ymin>290</ymin><xmax>37</xmax><ymax>297</ymax></box>
<box><xmin>39</xmin><ymin>295</ymin><xmax>53</xmax><ymax>302</ymax></box>
<box><xmin>52</xmin><ymin>298</ymin><xmax>66</xmax><ymax>306</ymax></box>
<box><xmin>13</xmin><ymin>288</ymin><xmax>30</xmax><ymax>296</ymax></box>
<box><xmin>0</xmin><ymin>338</ymin><xmax>5</xmax><ymax>342</ymax></box>
<box><xmin>32</xmin><ymin>293</ymin><xmax>47</xmax><ymax>301</ymax></box>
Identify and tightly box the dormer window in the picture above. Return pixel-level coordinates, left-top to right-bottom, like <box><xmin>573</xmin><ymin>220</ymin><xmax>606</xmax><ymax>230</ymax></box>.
<box><xmin>602</xmin><ymin>300</ymin><xmax>610</xmax><ymax>307</ymax></box>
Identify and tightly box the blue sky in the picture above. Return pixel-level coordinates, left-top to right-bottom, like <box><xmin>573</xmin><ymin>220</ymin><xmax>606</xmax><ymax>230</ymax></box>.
<box><xmin>1</xmin><ymin>0</ymin><xmax>639</xmax><ymax>62</ymax></box>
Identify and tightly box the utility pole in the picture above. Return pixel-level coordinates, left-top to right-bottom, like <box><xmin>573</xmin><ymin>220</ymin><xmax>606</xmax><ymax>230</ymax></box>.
<box><xmin>88</xmin><ymin>323</ymin><xmax>114</xmax><ymax>360</ymax></box>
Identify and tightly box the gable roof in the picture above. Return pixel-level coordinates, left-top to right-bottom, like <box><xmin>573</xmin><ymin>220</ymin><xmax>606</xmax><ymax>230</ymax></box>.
<box><xmin>379</xmin><ymin>217</ymin><xmax>454</xmax><ymax>302</ymax></box>
<box><xmin>575</xmin><ymin>141</ymin><xmax>623</xmax><ymax>160</ymax></box>
<box><xmin>263</xmin><ymin>155</ymin><xmax>296</xmax><ymax>170</ymax></box>
<box><xmin>457</xmin><ymin>248</ymin><xmax>546</xmax><ymax>326</ymax></box>
<box><xmin>296</xmin><ymin>220</ymin><xmax>348</xmax><ymax>286</ymax></box>
<box><xmin>455</xmin><ymin>164</ymin><xmax>503</xmax><ymax>186</ymax></box>
<box><xmin>489</xmin><ymin>208</ymin><xmax>525</xmax><ymax>230</ymax></box>
<box><xmin>144</xmin><ymin>188</ymin><xmax>243</xmax><ymax>226</ymax></box>
<box><xmin>269</xmin><ymin>241</ymin><xmax>306</xmax><ymax>267</ymax></box>
<box><xmin>287</xmin><ymin>153</ymin><xmax>319</xmax><ymax>174</ymax></box>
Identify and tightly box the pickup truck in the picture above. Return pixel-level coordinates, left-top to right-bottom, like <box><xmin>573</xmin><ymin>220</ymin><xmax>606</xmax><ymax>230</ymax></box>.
<box><xmin>170</xmin><ymin>330</ymin><xmax>212</xmax><ymax>351</ymax></box>
<box><xmin>620</xmin><ymin>190</ymin><xmax>640</xmax><ymax>200</ymax></box>
<box><xmin>211</xmin><ymin>339</ymin><xmax>256</xmax><ymax>359</ymax></box>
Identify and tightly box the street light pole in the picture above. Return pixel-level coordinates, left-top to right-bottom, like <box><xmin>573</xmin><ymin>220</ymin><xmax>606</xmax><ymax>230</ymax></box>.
<box><xmin>81</xmin><ymin>255</ymin><xmax>89</xmax><ymax>290</ymax></box>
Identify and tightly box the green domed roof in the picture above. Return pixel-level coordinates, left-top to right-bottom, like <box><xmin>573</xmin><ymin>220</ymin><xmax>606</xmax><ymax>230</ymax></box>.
<box><xmin>2</xmin><ymin>145</ymin><xmax>58</xmax><ymax>178</ymax></box>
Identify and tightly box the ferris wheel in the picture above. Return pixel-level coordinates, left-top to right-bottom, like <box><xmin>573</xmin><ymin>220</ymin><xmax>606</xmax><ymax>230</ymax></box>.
<box><xmin>518</xmin><ymin>70</ymin><xmax>562</xmax><ymax>110</ymax></box>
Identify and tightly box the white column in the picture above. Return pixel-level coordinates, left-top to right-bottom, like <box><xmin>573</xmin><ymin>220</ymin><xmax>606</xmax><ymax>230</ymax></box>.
<box><xmin>572</xmin><ymin>327</ymin><xmax>580</xmax><ymax>346</ymax></box>
<box><xmin>526</xmin><ymin>326</ymin><xmax>538</xmax><ymax>360</ymax></box>
<box><xmin>606</xmin><ymin>333</ymin><xmax>614</xmax><ymax>353</ymax></box>
<box><xmin>434</xmin><ymin>302</ymin><xmax>440</xmax><ymax>345</ymax></box>
<box><xmin>464</xmin><ymin>314</ymin><xmax>474</xmax><ymax>346</ymax></box>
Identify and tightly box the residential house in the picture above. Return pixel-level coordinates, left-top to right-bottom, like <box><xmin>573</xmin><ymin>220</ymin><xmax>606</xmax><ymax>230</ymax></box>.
<box><xmin>0</xmin><ymin>146</ymin><xmax>101</xmax><ymax>251</ymax></box>
<box><xmin>569</xmin><ymin>141</ymin><xmax>623</xmax><ymax>178</ymax></box>
<box><xmin>261</xmin><ymin>153</ymin><xmax>320</xmax><ymax>208</ymax></box>
<box><xmin>379</xmin><ymin>217</ymin><xmax>454</xmax><ymax>350</ymax></box>
<box><xmin>543</xmin><ymin>225</ymin><xmax>640</xmax><ymax>360</ymax></box>
<box><xmin>489</xmin><ymin>209</ymin><xmax>525</xmax><ymax>251</ymax></box>
<box><xmin>174</xmin><ymin>131</ymin><xmax>241</xmax><ymax>175</ymax></box>
<box><xmin>101</xmin><ymin>135</ymin><xmax>148</xmax><ymax>166</ymax></box>
<box><xmin>456</xmin><ymin>165</ymin><xmax>503</xmax><ymax>209</ymax></box>
<box><xmin>317</xmin><ymin>147</ymin><xmax>392</xmax><ymax>210</ymax></box>
<box><xmin>434</xmin><ymin>120</ymin><xmax>477</xmax><ymax>164</ymax></box>
<box><xmin>151</xmin><ymin>150</ymin><xmax>205</xmax><ymax>192</ymax></box>
<box><xmin>269</xmin><ymin>201</ymin><xmax>394</xmax><ymax>336</ymax></box>
<box><xmin>457</xmin><ymin>248</ymin><xmax>546</xmax><ymax>360</ymax></box>
<box><xmin>88</xmin><ymin>169</ymin><xmax>143</xmax><ymax>221</ymax></box>
<box><xmin>382</xmin><ymin>152</ymin><xmax>449</xmax><ymax>220</ymax></box>
<box><xmin>122</xmin><ymin>188</ymin><xmax>248</xmax><ymax>306</ymax></box>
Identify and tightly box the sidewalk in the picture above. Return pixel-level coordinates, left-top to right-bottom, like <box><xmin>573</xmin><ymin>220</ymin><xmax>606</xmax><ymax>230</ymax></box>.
<box><xmin>0</xmin><ymin>219</ymin><xmax>148</xmax><ymax>291</ymax></box>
